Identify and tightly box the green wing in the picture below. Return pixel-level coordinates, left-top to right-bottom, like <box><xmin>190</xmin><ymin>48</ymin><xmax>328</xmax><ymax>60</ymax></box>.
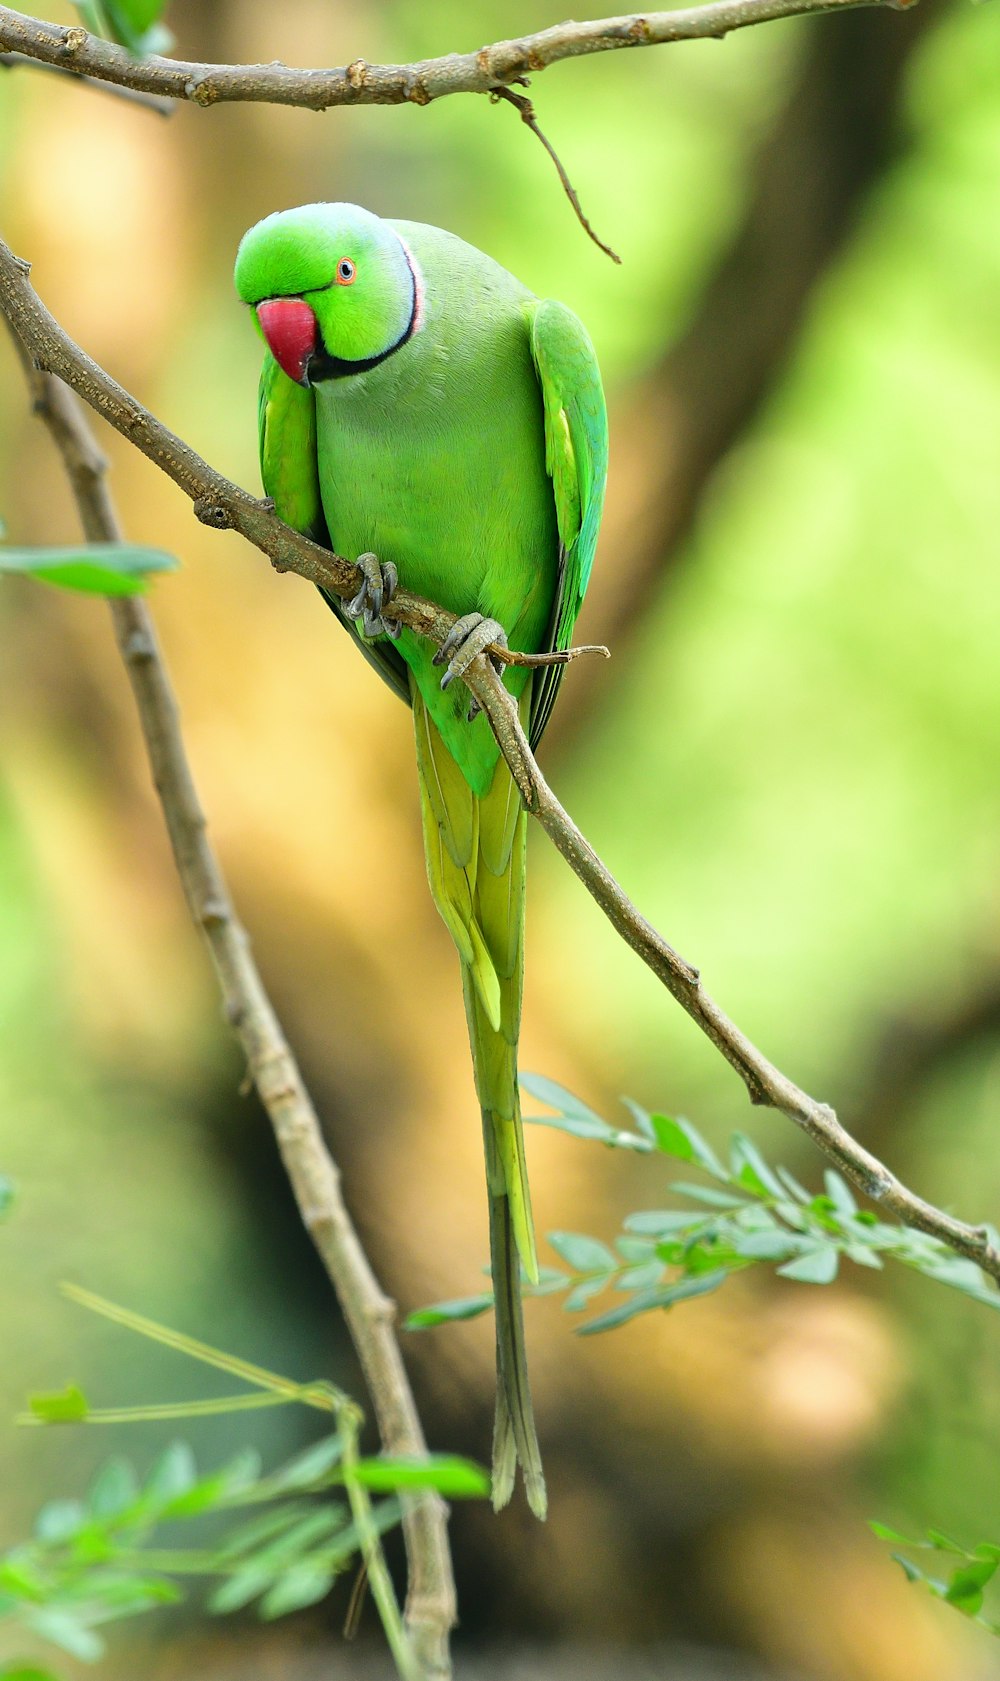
<box><xmin>257</xmin><ymin>353</ymin><xmax>411</xmax><ymax>705</ymax></box>
<box><xmin>526</xmin><ymin>299</ymin><xmax>608</xmax><ymax>749</ymax></box>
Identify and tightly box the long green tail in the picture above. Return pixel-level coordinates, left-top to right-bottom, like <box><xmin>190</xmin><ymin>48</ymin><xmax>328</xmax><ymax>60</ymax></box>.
<box><xmin>413</xmin><ymin>691</ymin><xmax>547</xmax><ymax>1520</ymax></box>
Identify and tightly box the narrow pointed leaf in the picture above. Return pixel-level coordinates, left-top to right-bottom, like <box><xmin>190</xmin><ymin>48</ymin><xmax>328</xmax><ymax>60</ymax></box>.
<box><xmin>351</xmin><ymin>1455</ymin><xmax>489</xmax><ymax>1498</ymax></box>
<box><xmin>0</xmin><ymin>544</ymin><xmax>176</xmax><ymax>596</ymax></box>
<box><xmin>404</xmin><ymin>1293</ymin><xmax>494</xmax><ymax>1330</ymax></box>
<box><xmin>777</xmin><ymin>1246</ymin><xmax>839</xmax><ymax>1284</ymax></box>
<box><xmin>547</xmin><ymin>1231</ymin><xmax>616</xmax><ymax>1273</ymax></box>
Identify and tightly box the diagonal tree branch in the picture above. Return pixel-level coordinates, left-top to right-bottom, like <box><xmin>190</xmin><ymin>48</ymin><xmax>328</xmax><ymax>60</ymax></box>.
<box><xmin>10</xmin><ymin>348</ymin><xmax>456</xmax><ymax>1681</ymax></box>
<box><xmin>0</xmin><ymin>0</ymin><xmax>913</xmax><ymax>111</ymax></box>
<box><xmin>2</xmin><ymin>234</ymin><xmax>998</xmax><ymax>1310</ymax></box>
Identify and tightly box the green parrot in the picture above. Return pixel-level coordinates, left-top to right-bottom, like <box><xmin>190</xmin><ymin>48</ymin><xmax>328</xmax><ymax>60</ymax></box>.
<box><xmin>234</xmin><ymin>202</ymin><xmax>607</xmax><ymax>1518</ymax></box>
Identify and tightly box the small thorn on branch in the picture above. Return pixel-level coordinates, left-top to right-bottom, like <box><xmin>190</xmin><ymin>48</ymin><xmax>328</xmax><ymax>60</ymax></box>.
<box><xmin>490</xmin><ymin>86</ymin><xmax>622</xmax><ymax>265</ymax></box>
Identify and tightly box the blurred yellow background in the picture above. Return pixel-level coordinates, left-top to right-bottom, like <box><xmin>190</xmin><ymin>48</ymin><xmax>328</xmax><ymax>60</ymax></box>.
<box><xmin>2</xmin><ymin>1</ymin><xmax>1000</xmax><ymax>1676</ymax></box>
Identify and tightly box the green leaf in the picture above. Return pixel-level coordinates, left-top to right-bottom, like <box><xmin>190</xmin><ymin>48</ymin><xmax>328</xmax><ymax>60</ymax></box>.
<box><xmin>87</xmin><ymin>1457</ymin><xmax>139</xmax><ymax>1519</ymax></box>
<box><xmin>524</xmin><ymin>1267</ymin><xmax>570</xmax><ymax>1296</ymax></box>
<box><xmin>580</xmin><ymin>1267</ymin><xmax>728</xmax><ymax>1334</ymax></box>
<box><xmin>623</xmin><ymin>1210</ymin><xmax>706</xmax><ymax>1235</ymax></box>
<box><xmin>730</xmin><ymin>1134</ymin><xmax>786</xmax><ymax>1199</ymax></box>
<box><xmin>927</xmin><ymin>1528</ymin><xmax>968</xmax><ymax>1552</ymax></box>
<box><xmin>352</xmin><ymin>1454</ymin><xmax>490</xmax><ymax>1498</ymax></box>
<box><xmin>266</xmin><ymin>1434</ymin><xmax>343</xmax><ymax>1493</ymax></box>
<box><xmin>0</xmin><ymin>544</ymin><xmax>177</xmax><ymax>597</ymax></box>
<box><xmin>74</xmin><ymin>0</ymin><xmax>172</xmax><ymax>55</ymax></box>
<box><xmin>34</xmin><ymin>1500</ymin><xmax>85</xmax><ymax>1544</ymax></box>
<box><xmin>669</xmin><ymin>1184</ymin><xmax>749</xmax><ymax>1209</ymax></box>
<box><xmin>870</xmin><ymin>1521</ymin><xmax>923</xmax><ymax>1546</ymax></box>
<box><xmin>0</xmin><ymin>1668</ymin><xmax>62</xmax><ymax>1680</ymax></box>
<box><xmin>564</xmin><ymin>1277</ymin><xmax>609</xmax><ymax>1312</ymax></box>
<box><xmin>23</xmin><ymin>1608</ymin><xmax>103</xmax><ymax>1662</ymax></box>
<box><xmin>404</xmin><ymin>1293</ymin><xmax>494</xmax><ymax>1330</ymax></box>
<box><xmin>547</xmin><ymin>1231</ymin><xmax>616</xmax><ymax>1273</ymax></box>
<box><xmin>206</xmin><ymin>1564</ymin><xmax>274</xmax><ymax>1615</ymax></box>
<box><xmin>777</xmin><ymin>1246</ymin><xmax>839</xmax><ymax>1284</ymax></box>
<box><xmin>651</xmin><ymin>1114</ymin><xmax>726</xmax><ymax>1177</ymax></box>
<box><xmin>944</xmin><ymin>1557</ymin><xmax>998</xmax><ymax>1613</ymax></box>
<box><xmin>520</xmin><ymin>1074</ymin><xmax>651</xmax><ymax>1151</ymax></box>
<box><xmin>614</xmin><ymin>1260</ymin><xmax>666</xmax><ymax>1292</ymax></box>
<box><xmin>0</xmin><ymin>1557</ymin><xmax>47</xmax><ymax>1600</ymax></box>
<box><xmin>823</xmin><ymin>1170</ymin><xmax>858</xmax><ymax>1217</ymax></box>
<box><xmin>259</xmin><ymin>1561</ymin><xmax>336</xmax><ymax>1620</ymax></box>
<box><xmin>157</xmin><ymin>1449</ymin><xmax>262</xmax><ymax>1518</ymax></box>
<box><xmin>27</xmin><ymin>1385</ymin><xmax>89</xmax><ymax>1423</ymax></box>
<box><xmin>775</xmin><ymin>1166</ymin><xmax>811</xmax><ymax>1204</ymax></box>
<box><xmin>143</xmin><ymin>1442</ymin><xmax>198</xmax><ymax>1507</ymax></box>
<box><xmin>730</xmin><ymin>1228</ymin><xmax>806</xmax><ymax>1262</ymax></box>
<box><xmin>619</xmin><ymin>1097</ymin><xmax>656</xmax><ymax>1140</ymax></box>
<box><xmin>213</xmin><ymin>1503</ymin><xmax>318</xmax><ymax>1565</ymax></box>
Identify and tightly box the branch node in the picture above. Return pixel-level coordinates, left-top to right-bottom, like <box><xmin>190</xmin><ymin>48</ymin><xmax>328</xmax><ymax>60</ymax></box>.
<box><xmin>122</xmin><ymin>628</ymin><xmax>155</xmax><ymax>663</ymax></box>
<box><xmin>61</xmin><ymin>25</ymin><xmax>87</xmax><ymax>57</ymax></box>
<box><xmin>193</xmin><ymin>495</ymin><xmax>233</xmax><ymax>530</ymax></box>
<box><xmin>346</xmin><ymin>58</ymin><xmax>368</xmax><ymax>91</ymax></box>
<box><xmin>199</xmin><ymin>896</ymin><xmax>229</xmax><ymax>927</ymax></box>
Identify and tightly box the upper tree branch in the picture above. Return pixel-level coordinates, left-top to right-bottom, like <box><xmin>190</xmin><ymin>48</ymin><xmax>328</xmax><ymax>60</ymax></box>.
<box><xmin>0</xmin><ymin>0</ymin><xmax>912</xmax><ymax>111</ymax></box>
<box><xmin>8</xmin><ymin>347</ymin><xmax>456</xmax><ymax>1680</ymax></box>
<box><xmin>2</xmin><ymin>234</ymin><xmax>998</xmax><ymax>1300</ymax></box>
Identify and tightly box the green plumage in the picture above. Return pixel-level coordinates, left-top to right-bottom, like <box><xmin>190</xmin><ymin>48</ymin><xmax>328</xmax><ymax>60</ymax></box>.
<box><xmin>236</xmin><ymin>203</ymin><xmax>607</xmax><ymax>1518</ymax></box>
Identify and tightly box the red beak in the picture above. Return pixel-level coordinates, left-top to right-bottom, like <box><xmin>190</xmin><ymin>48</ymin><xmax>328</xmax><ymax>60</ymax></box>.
<box><xmin>256</xmin><ymin>298</ymin><xmax>317</xmax><ymax>386</ymax></box>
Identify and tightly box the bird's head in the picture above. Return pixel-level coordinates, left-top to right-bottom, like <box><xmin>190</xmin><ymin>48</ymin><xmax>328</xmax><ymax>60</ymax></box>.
<box><xmin>234</xmin><ymin>202</ymin><xmax>419</xmax><ymax>386</ymax></box>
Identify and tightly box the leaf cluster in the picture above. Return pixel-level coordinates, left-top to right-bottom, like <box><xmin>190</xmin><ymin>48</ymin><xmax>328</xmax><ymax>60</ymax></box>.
<box><xmin>871</xmin><ymin>1524</ymin><xmax>1000</xmax><ymax>1634</ymax></box>
<box><xmin>0</xmin><ymin>1288</ymin><xmax>488</xmax><ymax>1675</ymax></box>
<box><xmin>0</xmin><ymin>1436</ymin><xmax>383</xmax><ymax>1664</ymax></box>
<box><xmin>407</xmin><ymin>1076</ymin><xmax>1000</xmax><ymax>1334</ymax></box>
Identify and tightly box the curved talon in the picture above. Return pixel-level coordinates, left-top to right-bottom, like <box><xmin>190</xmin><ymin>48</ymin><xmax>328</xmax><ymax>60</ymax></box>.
<box><xmin>345</xmin><ymin>552</ymin><xmax>399</xmax><ymax>639</ymax></box>
<box><xmin>432</xmin><ymin>612</ymin><xmax>483</xmax><ymax>668</ymax></box>
<box><xmin>437</xmin><ymin>613</ymin><xmax>508</xmax><ymax>694</ymax></box>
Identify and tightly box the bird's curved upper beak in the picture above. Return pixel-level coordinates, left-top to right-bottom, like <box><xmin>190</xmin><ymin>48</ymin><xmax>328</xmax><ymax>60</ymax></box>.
<box><xmin>256</xmin><ymin>298</ymin><xmax>317</xmax><ymax>386</ymax></box>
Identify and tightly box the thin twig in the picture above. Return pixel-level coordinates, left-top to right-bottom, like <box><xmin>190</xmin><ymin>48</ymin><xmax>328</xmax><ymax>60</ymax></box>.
<box><xmin>0</xmin><ymin>0</ymin><xmax>914</xmax><ymax>111</ymax></box>
<box><xmin>2</xmin><ymin>238</ymin><xmax>998</xmax><ymax>1308</ymax></box>
<box><xmin>12</xmin><ymin>348</ymin><xmax>456</xmax><ymax>1681</ymax></box>
<box><xmin>494</xmin><ymin>641</ymin><xmax>610</xmax><ymax>669</ymax></box>
<box><xmin>0</xmin><ymin>48</ymin><xmax>174</xmax><ymax>113</ymax></box>
<box><xmin>491</xmin><ymin>88</ymin><xmax>621</xmax><ymax>263</ymax></box>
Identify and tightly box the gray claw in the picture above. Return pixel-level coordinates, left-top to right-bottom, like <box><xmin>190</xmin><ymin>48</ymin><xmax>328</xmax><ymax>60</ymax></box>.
<box><xmin>438</xmin><ymin>613</ymin><xmax>508</xmax><ymax>695</ymax></box>
<box><xmin>433</xmin><ymin>612</ymin><xmax>483</xmax><ymax>668</ymax></box>
<box><xmin>345</xmin><ymin>552</ymin><xmax>399</xmax><ymax>639</ymax></box>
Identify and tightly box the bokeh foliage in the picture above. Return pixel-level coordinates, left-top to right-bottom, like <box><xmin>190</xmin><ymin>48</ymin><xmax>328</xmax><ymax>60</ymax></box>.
<box><xmin>3</xmin><ymin>0</ymin><xmax>1000</xmax><ymax>1676</ymax></box>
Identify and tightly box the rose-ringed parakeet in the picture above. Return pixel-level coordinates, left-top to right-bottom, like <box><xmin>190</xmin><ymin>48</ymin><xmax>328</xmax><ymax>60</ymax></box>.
<box><xmin>234</xmin><ymin>203</ymin><xmax>607</xmax><ymax>1518</ymax></box>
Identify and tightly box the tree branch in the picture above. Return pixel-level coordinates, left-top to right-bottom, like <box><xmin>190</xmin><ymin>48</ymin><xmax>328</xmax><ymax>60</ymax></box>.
<box><xmin>10</xmin><ymin>350</ymin><xmax>456</xmax><ymax>1680</ymax></box>
<box><xmin>0</xmin><ymin>0</ymin><xmax>913</xmax><ymax>111</ymax></box>
<box><xmin>2</xmin><ymin>234</ymin><xmax>998</xmax><ymax>1314</ymax></box>
<box><xmin>0</xmin><ymin>47</ymin><xmax>174</xmax><ymax>112</ymax></box>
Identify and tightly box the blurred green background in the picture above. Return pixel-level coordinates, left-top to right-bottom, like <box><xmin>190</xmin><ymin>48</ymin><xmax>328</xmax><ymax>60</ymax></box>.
<box><xmin>2</xmin><ymin>0</ymin><xmax>1000</xmax><ymax>1676</ymax></box>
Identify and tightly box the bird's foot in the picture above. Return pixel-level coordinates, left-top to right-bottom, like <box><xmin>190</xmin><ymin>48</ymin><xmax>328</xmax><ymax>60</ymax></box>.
<box><xmin>432</xmin><ymin>614</ymin><xmax>508</xmax><ymax>714</ymax></box>
<box><xmin>345</xmin><ymin>553</ymin><xmax>401</xmax><ymax>639</ymax></box>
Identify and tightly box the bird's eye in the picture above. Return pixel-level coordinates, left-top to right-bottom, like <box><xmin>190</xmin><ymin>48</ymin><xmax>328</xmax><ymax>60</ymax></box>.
<box><xmin>335</xmin><ymin>257</ymin><xmax>357</xmax><ymax>286</ymax></box>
